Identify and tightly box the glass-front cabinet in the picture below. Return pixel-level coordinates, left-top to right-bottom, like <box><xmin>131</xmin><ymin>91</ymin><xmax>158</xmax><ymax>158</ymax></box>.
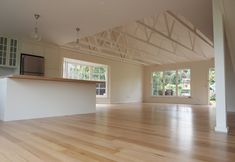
<box><xmin>0</xmin><ymin>36</ymin><xmax>18</xmax><ymax>67</ymax></box>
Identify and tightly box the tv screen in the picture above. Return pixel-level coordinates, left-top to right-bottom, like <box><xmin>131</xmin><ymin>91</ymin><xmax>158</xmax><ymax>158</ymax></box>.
<box><xmin>20</xmin><ymin>54</ymin><xmax>45</xmax><ymax>76</ymax></box>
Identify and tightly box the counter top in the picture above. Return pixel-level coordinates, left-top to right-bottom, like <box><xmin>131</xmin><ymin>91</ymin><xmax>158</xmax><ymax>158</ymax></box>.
<box><xmin>4</xmin><ymin>75</ymin><xmax>104</xmax><ymax>84</ymax></box>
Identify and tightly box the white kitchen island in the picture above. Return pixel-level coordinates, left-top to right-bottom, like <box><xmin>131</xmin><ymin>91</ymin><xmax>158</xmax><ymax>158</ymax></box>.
<box><xmin>0</xmin><ymin>75</ymin><xmax>101</xmax><ymax>121</ymax></box>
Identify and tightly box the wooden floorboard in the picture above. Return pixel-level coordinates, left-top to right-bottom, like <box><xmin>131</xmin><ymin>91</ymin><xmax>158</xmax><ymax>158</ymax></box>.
<box><xmin>0</xmin><ymin>103</ymin><xmax>235</xmax><ymax>162</ymax></box>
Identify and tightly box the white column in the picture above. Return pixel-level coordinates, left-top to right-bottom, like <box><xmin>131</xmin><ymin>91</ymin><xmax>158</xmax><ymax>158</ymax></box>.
<box><xmin>213</xmin><ymin>0</ymin><xmax>228</xmax><ymax>133</ymax></box>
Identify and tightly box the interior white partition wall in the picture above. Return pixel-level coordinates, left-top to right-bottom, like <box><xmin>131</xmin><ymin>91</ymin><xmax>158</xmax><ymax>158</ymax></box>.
<box><xmin>0</xmin><ymin>78</ymin><xmax>96</xmax><ymax>121</ymax></box>
<box><xmin>213</xmin><ymin>0</ymin><xmax>228</xmax><ymax>133</ymax></box>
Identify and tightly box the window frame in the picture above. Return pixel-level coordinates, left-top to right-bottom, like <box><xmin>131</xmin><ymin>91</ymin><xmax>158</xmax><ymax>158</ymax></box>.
<box><xmin>151</xmin><ymin>68</ymin><xmax>191</xmax><ymax>98</ymax></box>
<box><xmin>0</xmin><ymin>36</ymin><xmax>18</xmax><ymax>68</ymax></box>
<box><xmin>63</xmin><ymin>58</ymin><xmax>109</xmax><ymax>98</ymax></box>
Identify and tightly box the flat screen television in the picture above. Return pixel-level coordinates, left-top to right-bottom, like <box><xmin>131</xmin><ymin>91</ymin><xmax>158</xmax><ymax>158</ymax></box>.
<box><xmin>20</xmin><ymin>54</ymin><xmax>45</xmax><ymax>76</ymax></box>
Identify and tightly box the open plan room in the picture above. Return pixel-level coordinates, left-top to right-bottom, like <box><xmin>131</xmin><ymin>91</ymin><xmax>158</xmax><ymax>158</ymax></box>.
<box><xmin>0</xmin><ymin>0</ymin><xmax>235</xmax><ymax>161</ymax></box>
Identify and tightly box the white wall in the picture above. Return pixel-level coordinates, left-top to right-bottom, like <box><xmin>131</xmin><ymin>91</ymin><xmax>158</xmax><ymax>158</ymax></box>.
<box><xmin>109</xmin><ymin>61</ymin><xmax>143</xmax><ymax>103</ymax></box>
<box><xmin>222</xmin><ymin>0</ymin><xmax>235</xmax><ymax>112</ymax></box>
<box><xmin>59</xmin><ymin>48</ymin><xmax>143</xmax><ymax>104</ymax></box>
<box><xmin>143</xmin><ymin>60</ymin><xmax>214</xmax><ymax>105</ymax></box>
<box><xmin>0</xmin><ymin>68</ymin><xmax>17</xmax><ymax>76</ymax></box>
<box><xmin>6</xmin><ymin>39</ymin><xmax>143</xmax><ymax>104</ymax></box>
<box><xmin>2</xmin><ymin>78</ymin><xmax>96</xmax><ymax>121</ymax></box>
<box><xmin>20</xmin><ymin>39</ymin><xmax>61</xmax><ymax>77</ymax></box>
<box><xmin>225</xmin><ymin>40</ymin><xmax>235</xmax><ymax>112</ymax></box>
<box><xmin>222</xmin><ymin>0</ymin><xmax>235</xmax><ymax>72</ymax></box>
<box><xmin>0</xmin><ymin>79</ymin><xmax>7</xmax><ymax>120</ymax></box>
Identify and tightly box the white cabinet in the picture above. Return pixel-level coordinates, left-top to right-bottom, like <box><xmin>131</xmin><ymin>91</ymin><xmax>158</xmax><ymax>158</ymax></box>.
<box><xmin>0</xmin><ymin>36</ymin><xmax>18</xmax><ymax>68</ymax></box>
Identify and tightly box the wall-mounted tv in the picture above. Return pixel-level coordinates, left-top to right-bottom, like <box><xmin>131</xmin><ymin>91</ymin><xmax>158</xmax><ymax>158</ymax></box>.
<box><xmin>20</xmin><ymin>54</ymin><xmax>45</xmax><ymax>76</ymax></box>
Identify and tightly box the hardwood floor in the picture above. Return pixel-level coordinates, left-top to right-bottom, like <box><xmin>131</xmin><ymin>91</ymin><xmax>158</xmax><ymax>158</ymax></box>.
<box><xmin>0</xmin><ymin>103</ymin><xmax>235</xmax><ymax>162</ymax></box>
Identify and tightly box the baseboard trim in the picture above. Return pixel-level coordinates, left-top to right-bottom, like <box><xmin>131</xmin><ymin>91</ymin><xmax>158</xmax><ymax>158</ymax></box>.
<box><xmin>215</xmin><ymin>126</ymin><xmax>229</xmax><ymax>133</ymax></box>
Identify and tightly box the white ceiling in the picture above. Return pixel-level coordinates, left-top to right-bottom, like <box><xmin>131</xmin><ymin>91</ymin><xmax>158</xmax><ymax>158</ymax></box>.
<box><xmin>66</xmin><ymin>11</ymin><xmax>214</xmax><ymax>65</ymax></box>
<box><xmin>0</xmin><ymin>0</ymin><xmax>213</xmax><ymax>45</ymax></box>
<box><xmin>223</xmin><ymin>0</ymin><xmax>235</xmax><ymax>72</ymax></box>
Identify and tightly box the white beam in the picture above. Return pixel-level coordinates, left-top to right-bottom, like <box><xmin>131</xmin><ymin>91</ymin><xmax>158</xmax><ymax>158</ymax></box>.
<box><xmin>137</xmin><ymin>20</ymin><xmax>195</xmax><ymax>52</ymax></box>
<box><xmin>213</xmin><ymin>0</ymin><xmax>228</xmax><ymax>133</ymax></box>
<box><xmin>94</xmin><ymin>35</ymin><xmax>169</xmax><ymax>64</ymax></box>
<box><xmin>167</xmin><ymin>11</ymin><xmax>214</xmax><ymax>48</ymax></box>
<box><xmin>116</xmin><ymin>29</ymin><xmax>191</xmax><ymax>61</ymax></box>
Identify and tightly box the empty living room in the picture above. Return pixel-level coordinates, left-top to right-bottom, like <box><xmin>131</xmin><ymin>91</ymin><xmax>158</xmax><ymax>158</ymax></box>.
<box><xmin>0</xmin><ymin>0</ymin><xmax>235</xmax><ymax>161</ymax></box>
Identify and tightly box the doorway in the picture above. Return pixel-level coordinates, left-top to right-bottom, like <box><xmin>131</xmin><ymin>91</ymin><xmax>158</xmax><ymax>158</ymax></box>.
<box><xmin>209</xmin><ymin>68</ymin><xmax>216</xmax><ymax>105</ymax></box>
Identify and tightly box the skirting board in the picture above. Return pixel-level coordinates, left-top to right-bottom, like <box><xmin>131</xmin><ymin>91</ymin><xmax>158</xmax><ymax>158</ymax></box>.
<box><xmin>215</xmin><ymin>126</ymin><xmax>229</xmax><ymax>133</ymax></box>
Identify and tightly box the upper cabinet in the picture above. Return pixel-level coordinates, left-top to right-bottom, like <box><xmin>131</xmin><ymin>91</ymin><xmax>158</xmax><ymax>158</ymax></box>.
<box><xmin>0</xmin><ymin>36</ymin><xmax>18</xmax><ymax>68</ymax></box>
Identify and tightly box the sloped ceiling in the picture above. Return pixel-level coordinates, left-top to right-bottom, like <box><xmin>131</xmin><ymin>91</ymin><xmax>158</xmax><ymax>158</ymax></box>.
<box><xmin>222</xmin><ymin>0</ymin><xmax>235</xmax><ymax>72</ymax></box>
<box><xmin>64</xmin><ymin>11</ymin><xmax>213</xmax><ymax>65</ymax></box>
<box><xmin>0</xmin><ymin>0</ymin><xmax>213</xmax><ymax>45</ymax></box>
<box><xmin>0</xmin><ymin>0</ymin><xmax>213</xmax><ymax>65</ymax></box>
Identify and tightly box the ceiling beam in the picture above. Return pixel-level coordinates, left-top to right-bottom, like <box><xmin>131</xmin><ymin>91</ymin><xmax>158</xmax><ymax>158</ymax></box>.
<box><xmin>115</xmin><ymin>29</ymin><xmax>194</xmax><ymax>61</ymax></box>
<box><xmin>62</xmin><ymin>45</ymin><xmax>148</xmax><ymax>66</ymax></box>
<box><xmin>136</xmin><ymin>20</ymin><xmax>196</xmax><ymax>52</ymax></box>
<box><xmin>93</xmin><ymin>32</ymin><xmax>169</xmax><ymax>64</ymax></box>
<box><xmin>80</xmin><ymin>36</ymin><xmax>166</xmax><ymax>65</ymax></box>
<box><xmin>166</xmin><ymin>10</ymin><xmax>214</xmax><ymax>48</ymax></box>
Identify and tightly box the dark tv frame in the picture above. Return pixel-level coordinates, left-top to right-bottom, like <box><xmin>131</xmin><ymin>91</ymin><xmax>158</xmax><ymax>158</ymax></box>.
<box><xmin>20</xmin><ymin>53</ymin><xmax>45</xmax><ymax>76</ymax></box>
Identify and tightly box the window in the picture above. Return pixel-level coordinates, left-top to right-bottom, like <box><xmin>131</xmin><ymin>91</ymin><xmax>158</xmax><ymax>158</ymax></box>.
<box><xmin>164</xmin><ymin>71</ymin><xmax>176</xmax><ymax>96</ymax></box>
<box><xmin>0</xmin><ymin>37</ymin><xmax>18</xmax><ymax>67</ymax></box>
<box><xmin>209</xmin><ymin>68</ymin><xmax>216</xmax><ymax>104</ymax></box>
<box><xmin>63</xmin><ymin>58</ymin><xmax>108</xmax><ymax>97</ymax></box>
<box><xmin>0</xmin><ymin>37</ymin><xmax>7</xmax><ymax>65</ymax></box>
<box><xmin>9</xmin><ymin>39</ymin><xmax>17</xmax><ymax>66</ymax></box>
<box><xmin>152</xmin><ymin>69</ymin><xmax>191</xmax><ymax>97</ymax></box>
<box><xmin>152</xmin><ymin>72</ymin><xmax>164</xmax><ymax>96</ymax></box>
<box><xmin>178</xmin><ymin>69</ymin><xmax>191</xmax><ymax>96</ymax></box>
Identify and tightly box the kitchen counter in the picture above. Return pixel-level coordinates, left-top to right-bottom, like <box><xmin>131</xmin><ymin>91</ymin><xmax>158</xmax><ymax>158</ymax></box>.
<box><xmin>0</xmin><ymin>75</ymin><xmax>102</xmax><ymax>121</ymax></box>
<box><xmin>6</xmin><ymin>75</ymin><xmax>104</xmax><ymax>84</ymax></box>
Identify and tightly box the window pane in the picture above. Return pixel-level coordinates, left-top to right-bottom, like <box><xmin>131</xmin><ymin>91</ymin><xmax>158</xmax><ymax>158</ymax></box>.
<box><xmin>96</xmin><ymin>89</ymin><xmax>100</xmax><ymax>95</ymax></box>
<box><xmin>3</xmin><ymin>59</ymin><xmax>6</xmax><ymax>65</ymax></box>
<box><xmin>11</xmin><ymin>39</ymin><xmax>14</xmax><ymax>46</ymax></box>
<box><xmin>79</xmin><ymin>66</ymin><xmax>89</xmax><ymax>80</ymax></box>
<box><xmin>4</xmin><ymin>38</ymin><xmax>7</xmax><ymax>45</ymax></box>
<box><xmin>209</xmin><ymin>68</ymin><xmax>216</xmax><ymax>103</ymax></box>
<box><xmin>100</xmin><ymin>82</ymin><xmax>106</xmax><ymax>88</ymax></box>
<box><xmin>152</xmin><ymin>72</ymin><xmax>164</xmax><ymax>96</ymax></box>
<box><xmin>14</xmin><ymin>40</ymin><xmax>17</xmax><ymax>46</ymax></box>
<box><xmin>93</xmin><ymin>74</ymin><xmax>99</xmax><ymax>80</ymax></box>
<box><xmin>100</xmin><ymin>89</ymin><xmax>106</xmax><ymax>95</ymax></box>
<box><xmin>93</xmin><ymin>67</ymin><xmax>100</xmax><ymax>73</ymax></box>
<box><xmin>0</xmin><ymin>37</ymin><xmax>7</xmax><ymax>66</ymax></box>
<box><xmin>178</xmin><ymin>69</ymin><xmax>191</xmax><ymax>96</ymax></box>
<box><xmin>92</xmin><ymin>67</ymin><xmax>107</xmax><ymax>81</ymax></box>
<box><xmin>96</xmin><ymin>88</ymin><xmax>106</xmax><ymax>96</ymax></box>
<box><xmin>96</xmin><ymin>83</ymin><xmax>106</xmax><ymax>96</ymax></box>
<box><xmin>63</xmin><ymin>58</ymin><xmax>108</xmax><ymax>96</ymax></box>
<box><xmin>100</xmin><ymin>74</ymin><xmax>106</xmax><ymax>81</ymax></box>
<box><xmin>164</xmin><ymin>71</ymin><xmax>176</xmax><ymax>96</ymax></box>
